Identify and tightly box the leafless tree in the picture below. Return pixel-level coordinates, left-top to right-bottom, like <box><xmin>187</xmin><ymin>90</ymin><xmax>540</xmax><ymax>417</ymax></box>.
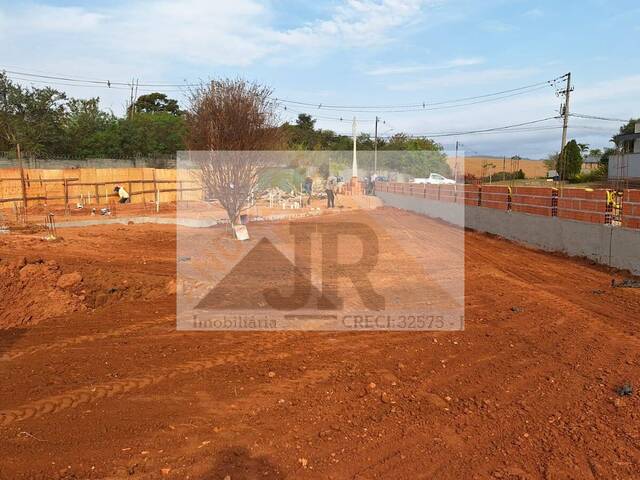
<box><xmin>185</xmin><ymin>78</ymin><xmax>284</xmax><ymax>226</ymax></box>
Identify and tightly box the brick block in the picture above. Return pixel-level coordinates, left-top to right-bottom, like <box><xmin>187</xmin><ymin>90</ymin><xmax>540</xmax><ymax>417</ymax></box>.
<box><xmin>480</xmin><ymin>185</ymin><xmax>509</xmax><ymax>210</ymax></box>
<box><xmin>438</xmin><ymin>185</ymin><xmax>458</xmax><ymax>203</ymax></box>
<box><xmin>512</xmin><ymin>204</ymin><xmax>553</xmax><ymax>216</ymax></box>
<box><xmin>511</xmin><ymin>187</ymin><xmax>556</xmax><ymax>217</ymax></box>
<box><xmin>462</xmin><ymin>185</ymin><xmax>481</xmax><ymax>207</ymax></box>
<box><xmin>624</xmin><ymin>190</ymin><xmax>640</xmax><ymax>203</ymax></box>
<box><xmin>623</xmin><ymin>218</ymin><xmax>640</xmax><ymax>229</ymax></box>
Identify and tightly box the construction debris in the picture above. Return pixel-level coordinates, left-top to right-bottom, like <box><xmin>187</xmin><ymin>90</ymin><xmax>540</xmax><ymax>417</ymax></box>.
<box><xmin>0</xmin><ymin>211</ymin><xmax>8</xmax><ymax>234</ymax></box>
<box><xmin>261</xmin><ymin>187</ymin><xmax>305</xmax><ymax>210</ymax></box>
<box><xmin>612</xmin><ymin>279</ymin><xmax>640</xmax><ymax>288</ymax></box>
<box><xmin>616</xmin><ymin>383</ymin><xmax>633</xmax><ymax>397</ymax></box>
<box><xmin>233</xmin><ymin>224</ymin><xmax>250</xmax><ymax>241</ymax></box>
<box><xmin>44</xmin><ymin>213</ymin><xmax>57</xmax><ymax>240</ymax></box>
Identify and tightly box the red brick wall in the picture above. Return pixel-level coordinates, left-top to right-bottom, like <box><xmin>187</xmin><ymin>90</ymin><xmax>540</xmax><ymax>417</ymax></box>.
<box><xmin>557</xmin><ymin>189</ymin><xmax>608</xmax><ymax>224</ymax></box>
<box><xmin>480</xmin><ymin>185</ymin><xmax>510</xmax><ymax>210</ymax></box>
<box><xmin>375</xmin><ymin>182</ymin><xmax>640</xmax><ymax>230</ymax></box>
<box><xmin>511</xmin><ymin>187</ymin><xmax>556</xmax><ymax>217</ymax></box>
<box><xmin>623</xmin><ymin>190</ymin><xmax>640</xmax><ymax>229</ymax></box>
<box><xmin>463</xmin><ymin>184</ymin><xmax>481</xmax><ymax>206</ymax></box>
<box><xmin>438</xmin><ymin>185</ymin><xmax>459</xmax><ymax>203</ymax></box>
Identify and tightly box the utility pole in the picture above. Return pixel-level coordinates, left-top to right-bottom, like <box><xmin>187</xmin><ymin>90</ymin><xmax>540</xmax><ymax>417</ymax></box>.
<box><xmin>16</xmin><ymin>143</ymin><xmax>27</xmax><ymax>222</ymax></box>
<box><xmin>128</xmin><ymin>79</ymin><xmax>133</xmax><ymax>119</ymax></box>
<box><xmin>352</xmin><ymin>116</ymin><xmax>358</xmax><ymax>178</ymax></box>
<box><xmin>128</xmin><ymin>78</ymin><xmax>139</xmax><ymax>119</ymax></box>
<box><xmin>558</xmin><ymin>72</ymin><xmax>573</xmax><ymax>180</ymax></box>
<box><xmin>374</xmin><ymin>116</ymin><xmax>379</xmax><ymax>177</ymax></box>
<box><xmin>453</xmin><ymin>140</ymin><xmax>461</xmax><ymax>184</ymax></box>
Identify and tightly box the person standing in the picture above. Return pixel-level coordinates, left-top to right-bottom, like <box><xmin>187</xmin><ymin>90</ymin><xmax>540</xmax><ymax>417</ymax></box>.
<box><xmin>303</xmin><ymin>176</ymin><xmax>313</xmax><ymax>205</ymax></box>
<box><xmin>325</xmin><ymin>175</ymin><xmax>336</xmax><ymax>208</ymax></box>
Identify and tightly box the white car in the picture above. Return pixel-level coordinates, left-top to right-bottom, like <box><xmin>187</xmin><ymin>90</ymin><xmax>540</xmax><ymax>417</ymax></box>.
<box><xmin>411</xmin><ymin>173</ymin><xmax>456</xmax><ymax>185</ymax></box>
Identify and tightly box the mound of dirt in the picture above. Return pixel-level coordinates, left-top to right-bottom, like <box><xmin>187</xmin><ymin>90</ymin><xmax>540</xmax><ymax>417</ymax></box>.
<box><xmin>0</xmin><ymin>257</ymin><xmax>87</xmax><ymax>329</ymax></box>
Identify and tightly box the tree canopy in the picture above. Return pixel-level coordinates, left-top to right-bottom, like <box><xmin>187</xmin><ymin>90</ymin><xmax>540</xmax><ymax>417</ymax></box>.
<box><xmin>558</xmin><ymin>139</ymin><xmax>583</xmax><ymax>180</ymax></box>
<box><xmin>0</xmin><ymin>73</ymin><xmax>185</xmax><ymax>158</ymax></box>
<box><xmin>130</xmin><ymin>92</ymin><xmax>182</xmax><ymax>115</ymax></box>
<box><xmin>618</xmin><ymin>118</ymin><xmax>639</xmax><ymax>135</ymax></box>
<box><xmin>282</xmin><ymin>114</ymin><xmax>450</xmax><ymax>176</ymax></box>
<box><xmin>0</xmin><ymin>74</ymin><xmax>452</xmax><ymax>178</ymax></box>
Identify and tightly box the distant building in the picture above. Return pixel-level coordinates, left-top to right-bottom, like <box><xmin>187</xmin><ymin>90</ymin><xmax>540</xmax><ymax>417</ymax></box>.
<box><xmin>609</xmin><ymin>122</ymin><xmax>640</xmax><ymax>180</ymax></box>
<box><xmin>582</xmin><ymin>154</ymin><xmax>601</xmax><ymax>172</ymax></box>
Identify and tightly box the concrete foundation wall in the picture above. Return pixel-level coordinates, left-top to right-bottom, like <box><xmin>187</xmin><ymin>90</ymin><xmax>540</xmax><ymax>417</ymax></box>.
<box><xmin>609</xmin><ymin>153</ymin><xmax>640</xmax><ymax>179</ymax></box>
<box><xmin>376</xmin><ymin>191</ymin><xmax>465</xmax><ymax>227</ymax></box>
<box><xmin>377</xmin><ymin>191</ymin><xmax>640</xmax><ymax>275</ymax></box>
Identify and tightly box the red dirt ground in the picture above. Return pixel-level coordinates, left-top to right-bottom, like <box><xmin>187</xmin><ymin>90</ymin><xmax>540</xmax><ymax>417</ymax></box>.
<box><xmin>0</xmin><ymin>207</ymin><xmax>639</xmax><ymax>479</ymax></box>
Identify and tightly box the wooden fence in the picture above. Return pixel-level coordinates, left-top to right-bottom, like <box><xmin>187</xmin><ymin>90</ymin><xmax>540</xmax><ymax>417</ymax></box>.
<box><xmin>0</xmin><ymin>168</ymin><xmax>202</xmax><ymax>210</ymax></box>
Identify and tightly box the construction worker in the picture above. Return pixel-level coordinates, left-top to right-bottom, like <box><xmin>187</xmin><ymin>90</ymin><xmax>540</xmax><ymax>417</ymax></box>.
<box><xmin>303</xmin><ymin>176</ymin><xmax>313</xmax><ymax>205</ymax></box>
<box><xmin>325</xmin><ymin>175</ymin><xmax>337</xmax><ymax>208</ymax></box>
<box><xmin>114</xmin><ymin>185</ymin><xmax>130</xmax><ymax>204</ymax></box>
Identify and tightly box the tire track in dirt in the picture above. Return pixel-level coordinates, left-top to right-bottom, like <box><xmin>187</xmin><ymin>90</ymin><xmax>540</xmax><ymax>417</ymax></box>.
<box><xmin>0</xmin><ymin>316</ymin><xmax>175</xmax><ymax>362</ymax></box>
<box><xmin>0</xmin><ymin>331</ymin><xmax>371</xmax><ymax>429</ymax></box>
<box><xmin>0</xmin><ymin>333</ymin><xmax>297</xmax><ymax>427</ymax></box>
<box><xmin>464</xmin><ymin>239</ymin><xmax>640</xmax><ymax>346</ymax></box>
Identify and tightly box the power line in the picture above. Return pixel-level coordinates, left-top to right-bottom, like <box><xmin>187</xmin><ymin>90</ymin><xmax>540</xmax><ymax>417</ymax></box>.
<box><xmin>274</xmin><ymin>77</ymin><xmax>562</xmax><ymax>111</ymax></box>
<box><xmin>2</xmin><ymin>66</ymin><xmax>562</xmax><ymax>113</ymax></box>
<box><xmin>376</xmin><ymin>123</ymin><xmax>609</xmax><ymax>139</ymax></box>
<box><xmin>1</xmin><ymin>68</ymin><xmax>195</xmax><ymax>88</ymax></box>
<box><xmin>570</xmin><ymin>113</ymin><xmax>631</xmax><ymax>122</ymax></box>
<box><xmin>3</xmin><ymin>73</ymin><xmax>188</xmax><ymax>93</ymax></box>
<box><xmin>381</xmin><ymin>116</ymin><xmax>560</xmax><ymax>138</ymax></box>
<box><xmin>274</xmin><ymin>84</ymin><xmax>553</xmax><ymax>114</ymax></box>
<box><xmin>277</xmin><ymin>104</ymin><xmax>379</xmax><ymax>123</ymax></box>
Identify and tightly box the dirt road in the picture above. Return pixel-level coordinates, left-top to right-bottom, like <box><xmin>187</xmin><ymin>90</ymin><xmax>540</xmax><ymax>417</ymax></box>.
<box><xmin>1</xmin><ymin>208</ymin><xmax>638</xmax><ymax>479</ymax></box>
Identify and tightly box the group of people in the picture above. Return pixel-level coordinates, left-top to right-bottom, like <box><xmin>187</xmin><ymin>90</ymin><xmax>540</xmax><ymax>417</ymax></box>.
<box><xmin>303</xmin><ymin>175</ymin><xmax>338</xmax><ymax>208</ymax></box>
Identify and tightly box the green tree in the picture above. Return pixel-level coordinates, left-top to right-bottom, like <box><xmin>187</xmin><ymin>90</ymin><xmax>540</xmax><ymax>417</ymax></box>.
<box><xmin>558</xmin><ymin>139</ymin><xmax>583</xmax><ymax>180</ymax></box>
<box><xmin>0</xmin><ymin>73</ymin><xmax>68</xmax><ymax>155</ymax></box>
<box><xmin>118</xmin><ymin>112</ymin><xmax>186</xmax><ymax>157</ymax></box>
<box><xmin>296</xmin><ymin>113</ymin><xmax>315</xmax><ymax>130</ymax></box>
<box><xmin>599</xmin><ymin>147</ymin><xmax>616</xmax><ymax>167</ymax></box>
<box><xmin>131</xmin><ymin>92</ymin><xmax>181</xmax><ymax>115</ymax></box>
<box><xmin>617</xmin><ymin>118</ymin><xmax>639</xmax><ymax>135</ymax></box>
<box><xmin>63</xmin><ymin>98</ymin><xmax>117</xmax><ymax>157</ymax></box>
<box><xmin>588</xmin><ymin>147</ymin><xmax>602</xmax><ymax>158</ymax></box>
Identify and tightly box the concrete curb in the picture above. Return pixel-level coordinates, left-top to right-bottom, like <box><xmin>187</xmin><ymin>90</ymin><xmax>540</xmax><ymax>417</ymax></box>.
<box><xmin>51</xmin><ymin>210</ymin><xmax>325</xmax><ymax>229</ymax></box>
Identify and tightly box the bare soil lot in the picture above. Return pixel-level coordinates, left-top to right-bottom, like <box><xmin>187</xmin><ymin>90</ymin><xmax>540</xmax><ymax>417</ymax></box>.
<box><xmin>0</xmin><ymin>208</ymin><xmax>639</xmax><ymax>479</ymax></box>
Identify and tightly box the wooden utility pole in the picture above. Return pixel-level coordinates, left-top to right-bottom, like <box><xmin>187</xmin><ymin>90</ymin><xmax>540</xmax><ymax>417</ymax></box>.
<box><xmin>16</xmin><ymin>143</ymin><xmax>28</xmax><ymax>221</ymax></box>
<box><xmin>374</xmin><ymin>116</ymin><xmax>379</xmax><ymax>176</ymax></box>
<box><xmin>558</xmin><ymin>72</ymin><xmax>573</xmax><ymax>180</ymax></box>
<box><xmin>454</xmin><ymin>140</ymin><xmax>460</xmax><ymax>184</ymax></box>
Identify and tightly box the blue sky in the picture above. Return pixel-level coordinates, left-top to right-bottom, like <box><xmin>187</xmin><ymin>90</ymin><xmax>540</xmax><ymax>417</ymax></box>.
<box><xmin>1</xmin><ymin>0</ymin><xmax>639</xmax><ymax>157</ymax></box>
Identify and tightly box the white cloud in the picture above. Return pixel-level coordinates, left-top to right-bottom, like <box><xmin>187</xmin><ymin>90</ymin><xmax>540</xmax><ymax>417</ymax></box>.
<box><xmin>275</xmin><ymin>0</ymin><xmax>430</xmax><ymax>49</ymax></box>
<box><xmin>23</xmin><ymin>5</ymin><xmax>106</xmax><ymax>32</ymax></box>
<box><xmin>388</xmin><ymin>67</ymin><xmax>539</xmax><ymax>90</ymax></box>
<box><xmin>1</xmin><ymin>0</ymin><xmax>434</xmax><ymax>69</ymax></box>
<box><xmin>365</xmin><ymin>57</ymin><xmax>484</xmax><ymax>76</ymax></box>
<box><xmin>524</xmin><ymin>8</ymin><xmax>543</xmax><ymax>18</ymax></box>
<box><xmin>481</xmin><ymin>19</ymin><xmax>516</xmax><ymax>33</ymax></box>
